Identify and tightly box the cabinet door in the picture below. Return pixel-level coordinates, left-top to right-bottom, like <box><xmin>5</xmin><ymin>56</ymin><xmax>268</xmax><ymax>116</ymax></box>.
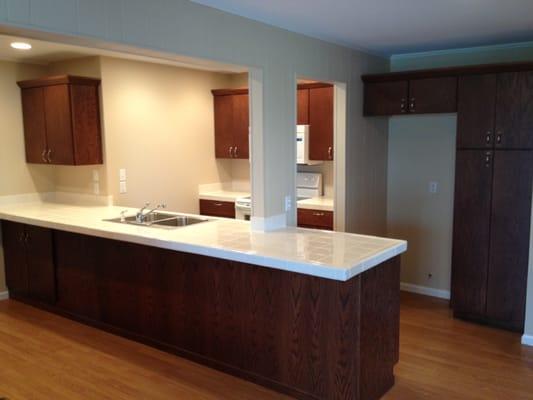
<box><xmin>451</xmin><ymin>150</ymin><xmax>493</xmax><ymax>316</ymax></box>
<box><xmin>44</xmin><ymin>85</ymin><xmax>75</xmax><ymax>165</ymax></box>
<box><xmin>55</xmin><ymin>231</ymin><xmax>100</xmax><ymax>320</ymax></box>
<box><xmin>25</xmin><ymin>225</ymin><xmax>55</xmax><ymax>303</ymax></box>
<box><xmin>20</xmin><ymin>88</ymin><xmax>47</xmax><ymax>163</ymax></box>
<box><xmin>495</xmin><ymin>72</ymin><xmax>533</xmax><ymax>149</ymax></box>
<box><xmin>1</xmin><ymin>221</ymin><xmax>28</xmax><ymax>296</ymax></box>
<box><xmin>297</xmin><ymin>88</ymin><xmax>309</xmax><ymax>125</ymax></box>
<box><xmin>297</xmin><ymin>209</ymin><xmax>334</xmax><ymax>230</ymax></box>
<box><xmin>70</xmin><ymin>84</ymin><xmax>103</xmax><ymax>164</ymax></box>
<box><xmin>214</xmin><ymin>95</ymin><xmax>234</xmax><ymax>159</ymax></box>
<box><xmin>363</xmin><ymin>81</ymin><xmax>408</xmax><ymax>116</ymax></box>
<box><xmin>409</xmin><ymin>77</ymin><xmax>457</xmax><ymax>114</ymax></box>
<box><xmin>486</xmin><ymin>151</ymin><xmax>533</xmax><ymax>330</ymax></box>
<box><xmin>232</xmin><ymin>93</ymin><xmax>249</xmax><ymax>159</ymax></box>
<box><xmin>457</xmin><ymin>74</ymin><xmax>497</xmax><ymax>149</ymax></box>
<box><xmin>199</xmin><ymin>200</ymin><xmax>236</xmax><ymax>218</ymax></box>
<box><xmin>309</xmin><ymin>86</ymin><xmax>334</xmax><ymax>160</ymax></box>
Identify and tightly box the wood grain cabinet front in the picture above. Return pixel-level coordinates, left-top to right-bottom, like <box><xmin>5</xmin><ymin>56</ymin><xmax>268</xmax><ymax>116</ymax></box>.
<box><xmin>1</xmin><ymin>221</ymin><xmax>55</xmax><ymax>304</ymax></box>
<box><xmin>17</xmin><ymin>75</ymin><xmax>103</xmax><ymax>165</ymax></box>
<box><xmin>199</xmin><ymin>199</ymin><xmax>236</xmax><ymax>218</ymax></box>
<box><xmin>212</xmin><ymin>90</ymin><xmax>249</xmax><ymax>159</ymax></box>
<box><xmin>297</xmin><ymin>208</ymin><xmax>334</xmax><ymax>230</ymax></box>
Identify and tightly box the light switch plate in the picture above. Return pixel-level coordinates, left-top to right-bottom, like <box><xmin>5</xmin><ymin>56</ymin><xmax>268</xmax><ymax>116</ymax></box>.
<box><xmin>120</xmin><ymin>181</ymin><xmax>127</xmax><ymax>194</ymax></box>
<box><xmin>429</xmin><ymin>181</ymin><xmax>438</xmax><ymax>194</ymax></box>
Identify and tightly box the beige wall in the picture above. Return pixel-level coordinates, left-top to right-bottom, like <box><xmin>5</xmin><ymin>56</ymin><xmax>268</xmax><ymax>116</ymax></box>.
<box><xmin>0</xmin><ymin>60</ymin><xmax>56</xmax><ymax>292</ymax></box>
<box><xmin>0</xmin><ymin>61</ymin><xmax>55</xmax><ymax>196</ymax></box>
<box><xmin>387</xmin><ymin>115</ymin><xmax>457</xmax><ymax>292</ymax></box>
<box><xmin>99</xmin><ymin>56</ymin><xmax>234</xmax><ymax>212</ymax></box>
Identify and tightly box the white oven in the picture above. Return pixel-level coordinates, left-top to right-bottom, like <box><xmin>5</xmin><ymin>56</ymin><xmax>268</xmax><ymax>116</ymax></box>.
<box><xmin>235</xmin><ymin>196</ymin><xmax>251</xmax><ymax>220</ymax></box>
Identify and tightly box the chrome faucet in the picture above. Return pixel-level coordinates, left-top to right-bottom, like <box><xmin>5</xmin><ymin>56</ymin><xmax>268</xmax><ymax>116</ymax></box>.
<box><xmin>136</xmin><ymin>202</ymin><xmax>166</xmax><ymax>223</ymax></box>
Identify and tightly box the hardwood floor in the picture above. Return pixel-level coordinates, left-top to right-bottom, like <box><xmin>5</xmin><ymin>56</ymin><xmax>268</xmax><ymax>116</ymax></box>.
<box><xmin>0</xmin><ymin>292</ymin><xmax>531</xmax><ymax>399</ymax></box>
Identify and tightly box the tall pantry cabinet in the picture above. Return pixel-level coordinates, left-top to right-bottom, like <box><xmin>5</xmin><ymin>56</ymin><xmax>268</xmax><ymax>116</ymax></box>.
<box><xmin>451</xmin><ymin>72</ymin><xmax>533</xmax><ymax>331</ymax></box>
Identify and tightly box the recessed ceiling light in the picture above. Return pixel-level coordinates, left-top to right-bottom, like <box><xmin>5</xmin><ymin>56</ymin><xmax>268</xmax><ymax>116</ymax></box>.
<box><xmin>10</xmin><ymin>42</ymin><xmax>32</xmax><ymax>50</ymax></box>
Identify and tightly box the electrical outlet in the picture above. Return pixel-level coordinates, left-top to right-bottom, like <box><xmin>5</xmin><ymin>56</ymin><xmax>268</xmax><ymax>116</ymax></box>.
<box><xmin>92</xmin><ymin>169</ymin><xmax>99</xmax><ymax>182</ymax></box>
<box><xmin>93</xmin><ymin>182</ymin><xmax>100</xmax><ymax>195</ymax></box>
<box><xmin>120</xmin><ymin>181</ymin><xmax>127</xmax><ymax>194</ymax></box>
<box><xmin>429</xmin><ymin>181</ymin><xmax>438</xmax><ymax>194</ymax></box>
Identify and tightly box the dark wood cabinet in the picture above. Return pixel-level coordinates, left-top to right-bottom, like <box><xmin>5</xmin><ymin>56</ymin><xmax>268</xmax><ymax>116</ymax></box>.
<box><xmin>409</xmin><ymin>77</ymin><xmax>457</xmax><ymax>114</ymax></box>
<box><xmin>457</xmin><ymin>74</ymin><xmax>497</xmax><ymax>149</ymax></box>
<box><xmin>18</xmin><ymin>75</ymin><xmax>103</xmax><ymax>165</ymax></box>
<box><xmin>364</xmin><ymin>81</ymin><xmax>408</xmax><ymax>116</ymax></box>
<box><xmin>494</xmin><ymin>72</ymin><xmax>533</xmax><ymax>149</ymax></box>
<box><xmin>363</xmin><ymin>78</ymin><xmax>456</xmax><ymax>116</ymax></box>
<box><xmin>4</xmin><ymin>224</ymin><xmax>400</xmax><ymax>400</ymax></box>
<box><xmin>212</xmin><ymin>89</ymin><xmax>249</xmax><ymax>159</ymax></box>
<box><xmin>297</xmin><ymin>208</ymin><xmax>334</xmax><ymax>230</ymax></box>
<box><xmin>309</xmin><ymin>86</ymin><xmax>334</xmax><ymax>160</ymax></box>
<box><xmin>1</xmin><ymin>221</ymin><xmax>55</xmax><ymax>303</ymax></box>
<box><xmin>485</xmin><ymin>151</ymin><xmax>533</xmax><ymax>329</ymax></box>
<box><xmin>451</xmin><ymin>150</ymin><xmax>493</xmax><ymax>316</ymax></box>
<box><xmin>297</xmin><ymin>88</ymin><xmax>309</xmax><ymax>124</ymax></box>
<box><xmin>199</xmin><ymin>199</ymin><xmax>236</xmax><ymax>218</ymax></box>
<box><xmin>452</xmin><ymin>150</ymin><xmax>533</xmax><ymax>331</ymax></box>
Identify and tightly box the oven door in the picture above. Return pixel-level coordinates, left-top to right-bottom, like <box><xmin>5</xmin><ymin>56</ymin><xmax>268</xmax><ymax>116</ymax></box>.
<box><xmin>235</xmin><ymin>203</ymin><xmax>251</xmax><ymax>221</ymax></box>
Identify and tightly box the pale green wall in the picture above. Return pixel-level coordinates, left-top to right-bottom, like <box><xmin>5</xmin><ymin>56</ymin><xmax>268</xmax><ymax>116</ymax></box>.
<box><xmin>388</xmin><ymin>42</ymin><xmax>533</xmax><ymax>339</ymax></box>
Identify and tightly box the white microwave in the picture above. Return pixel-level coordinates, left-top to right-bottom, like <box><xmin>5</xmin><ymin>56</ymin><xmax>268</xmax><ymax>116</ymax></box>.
<box><xmin>296</xmin><ymin>125</ymin><xmax>322</xmax><ymax>165</ymax></box>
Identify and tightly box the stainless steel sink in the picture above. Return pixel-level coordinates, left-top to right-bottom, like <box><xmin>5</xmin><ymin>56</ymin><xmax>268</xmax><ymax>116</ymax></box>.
<box><xmin>104</xmin><ymin>212</ymin><xmax>209</xmax><ymax>229</ymax></box>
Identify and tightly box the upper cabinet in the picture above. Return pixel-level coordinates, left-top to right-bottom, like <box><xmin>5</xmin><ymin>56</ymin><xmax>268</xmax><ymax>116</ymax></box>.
<box><xmin>17</xmin><ymin>75</ymin><xmax>103</xmax><ymax>165</ymax></box>
<box><xmin>307</xmin><ymin>84</ymin><xmax>334</xmax><ymax>161</ymax></box>
<box><xmin>212</xmin><ymin>89</ymin><xmax>249</xmax><ymax>159</ymax></box>
<box><xmin>212</xmin><ymin>83</ymin><xmax>334</xmax><ymax>160</ymax></box>
<box><xmin>458</xmin><ymin>71</ymin><xmax>533</xmax><ymax>150</ymax></box>
<box><xmin>363</xmin><ymin>77</ymin><xmax>457</xmax><ymax>116</ymax></box>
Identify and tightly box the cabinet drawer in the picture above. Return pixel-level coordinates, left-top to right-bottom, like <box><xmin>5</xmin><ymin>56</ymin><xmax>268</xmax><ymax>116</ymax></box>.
<box><xmin>199</xmin><ymin>199</ymin><xmax>235</xmax><ymax>218</ymax></box>
<box><xmin>297</xmin><ymin>209</ymin><xmax>334</xmax><ymax>230</ymax></box>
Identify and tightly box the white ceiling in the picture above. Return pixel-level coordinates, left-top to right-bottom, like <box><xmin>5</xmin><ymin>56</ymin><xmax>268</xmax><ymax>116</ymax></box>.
<box><xmin>0</xmin><ymin>34</ymin><xmax>246</xmax><ymax>73</ymax></box>
<box><xmin>191</xmin><ymin>0</ymin><xmax>533</xmax><ymax>56</ymax></box>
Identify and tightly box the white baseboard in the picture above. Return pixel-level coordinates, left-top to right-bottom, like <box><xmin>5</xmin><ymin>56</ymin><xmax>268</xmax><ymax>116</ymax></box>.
<box><xmin>400</xmin><ymin>282</ymin><xmax>451</xmax><ymax>300</ymax></box>
<box><xmin>522</xmin><ymin>334</ymin><xmax>533</xmax><ymax>347</ymax></box>
<box><xmin>0</xmin><ymin>291</ymin><xmax>9</xmax><ymax>301</ymax></box>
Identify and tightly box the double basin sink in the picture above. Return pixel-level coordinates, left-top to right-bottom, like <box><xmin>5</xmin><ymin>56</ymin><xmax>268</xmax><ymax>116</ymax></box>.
<box><xmin>105</xmin><ymin>211</ymin><xmax>209</xmax><ymax>229</ymax></box>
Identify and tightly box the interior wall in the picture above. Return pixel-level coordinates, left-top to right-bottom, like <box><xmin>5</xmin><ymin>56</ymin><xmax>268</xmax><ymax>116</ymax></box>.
<box><xmin>99</xmin><ymin>56</ymin><xmax>234</xmax><ymax>212</ymax></box>
<box><xmin>0</xmin><ymin>0</ymin><xmax>389</xmax><ymax>233</ymax></box>
<box><xmin>387</xmin><ymin>115</ymin><xmax>457</xmax><ymax>292</ymax></box>
<box><xmin>46</xmin><ymin>56</ymin><xmax>108</xmax><ymax>195</ymax></box>
<box><xmin>0</xmin><ymin>60</ymin><xmax>55</xmax><ymax>293</ymax></box>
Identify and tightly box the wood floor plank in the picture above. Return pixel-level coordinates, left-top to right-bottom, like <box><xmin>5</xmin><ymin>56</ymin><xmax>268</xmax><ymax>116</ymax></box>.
<box><xmin>0</xmin><ymin>293</ymin><xmax>531</xmax><ymax>399</ymax></box>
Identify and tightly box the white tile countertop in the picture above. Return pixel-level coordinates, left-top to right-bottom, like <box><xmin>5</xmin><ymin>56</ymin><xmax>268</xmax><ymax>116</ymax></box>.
<box><xmin>0</xmin><ymin>200</ymin><xmax>406</xmax><ymax>281</ymax></box>
<box><xmin>199</xmin><ymin>191</ymin><xmax>334</xmax><ymax>212</ymax></box>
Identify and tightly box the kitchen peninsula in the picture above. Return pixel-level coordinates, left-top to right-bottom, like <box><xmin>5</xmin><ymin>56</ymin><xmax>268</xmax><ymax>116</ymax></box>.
<box><xmin>0</xmin><ymin>199</ymin><xmax>406</xmax><ymax>400</ymax></box>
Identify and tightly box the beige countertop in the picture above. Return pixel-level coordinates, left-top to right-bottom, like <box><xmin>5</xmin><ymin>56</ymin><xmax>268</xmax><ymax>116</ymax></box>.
<box><xmin>0</xmin><ymin>199</ymin><xmax>406</xmax><ymax>281</ymax></box>
<box><xmin>199</xmin><ymin>191</ymin><xmax>334</xmax><ymax>211</ymax></box>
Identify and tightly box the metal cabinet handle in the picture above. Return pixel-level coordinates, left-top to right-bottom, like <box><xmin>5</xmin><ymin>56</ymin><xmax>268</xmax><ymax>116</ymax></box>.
<box><xmin>312</xmin><ymin>212</ymin><xmax>325</xmax><ymax>217</ymax></box>
<box><xmin>485</xmin><ymin>131</ymin><xmax>492</xmax><ymax>144</ymax></box>
<box><xmin>229</xmin><ymin>146</ymin><xmax>233</xmax><ymax>158</ymax></box>
<box><xmin>19</xmin><ymin>232</ymin><xmax>25</xmax><ymax>243</ymax></box>
<box><xmin>234</xmin><ymin>146</ymin><xmax>238</xmax><ymax>157</ymax></box>
<box><xmin>41</xmin><ymin>149</ymin><xmax>47</xmax><ymax>163</ymax></box>
<box><xmin>400</xmin><ymin>98</ymin><xmax>407</xmax><ymax>113</ymax></box>
<box><xmin>410</xmin><ymin>97</ymin><xmax>416</xmax><ymax>112</ymax></box>
<box><xmin>328</xmin><ymin>146</ymin><xmax>333</xmax><ymax>160</ymax></box>
<box><xmin>213</xmin><ymin>202</ymin><xmax>223</xmax><ymax>207</ymax></box>
<box><xmin>485</xmin><ymin>151</ymin><xmax>491</xmax><ymax>167</ymax></box>
<box><xmin>496</xmin><ymin>131</ymin><xmax>502</xmax><ymax>144</ymax></box>
<box><xmin>47</xmin><ymin>149</ymin><xmax>52</xmax><ymax>163</ymax></box>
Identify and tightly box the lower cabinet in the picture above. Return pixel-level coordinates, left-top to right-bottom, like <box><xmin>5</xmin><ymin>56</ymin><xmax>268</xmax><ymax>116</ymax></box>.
<box><xmin>297</xmin><ymin>209</ymin><xmax>334</xmax><ymax>230</ymax></box>
<box><xmin>451</xmin><ymin>150</ymin><xmax>533</xmax><ymax>331</ymax></box>
<box><xmin>199</xmin><ymin>199</ymin><xmax>235</xmax><ymax>218</ymax></box>
<box><xmin>1</xmin><ymin>221</ymin><xmax>55</xmax><ymax>303</ymax></box>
